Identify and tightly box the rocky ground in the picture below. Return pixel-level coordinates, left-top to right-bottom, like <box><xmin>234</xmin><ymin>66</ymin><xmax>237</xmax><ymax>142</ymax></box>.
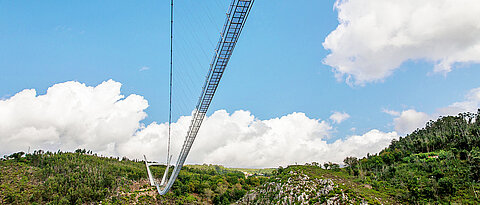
<box><xmin>236</xmin><ymin>170</ymin><xmax>368</xmax><ymax>205</ymax></box>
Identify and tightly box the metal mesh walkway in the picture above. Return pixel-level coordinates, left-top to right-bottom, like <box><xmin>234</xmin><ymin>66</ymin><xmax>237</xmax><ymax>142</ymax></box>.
<box><xmin>154</xmin><ymin>0</ymin><xmax>254</xmax><ymax>195</ymax></box>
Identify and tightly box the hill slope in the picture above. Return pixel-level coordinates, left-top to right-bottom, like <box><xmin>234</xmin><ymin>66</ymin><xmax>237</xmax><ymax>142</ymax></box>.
<box><xmin>0</xmin><ymin>151</ymin><xmax>267</xmax><ymax>204</ymax></box>
<box><xmin>2</xmin><ymin>110</ymin><xmax>480</xmax><ymax>204</ymax></box>
<box><xmin>238</xmin><ymin>110</ymin><xmax>480</xmax><ymax>204</ymax></box>
<box><xmin>344</xmin><ymin>110</ymin><xmax>480</xmax><ymax>204</ymax></box>
<box><xmin>237</xmin><ymin>165</ymin><xmax>398</xmax><ymax>204</ymax></box>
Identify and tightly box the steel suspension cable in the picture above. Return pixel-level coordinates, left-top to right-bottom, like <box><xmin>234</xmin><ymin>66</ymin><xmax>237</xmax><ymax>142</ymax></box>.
<box><xmin>167</xmin><ymin>0</ymin><xmax>173</xmax><ymax>166</ymax></box>
<box><xmin>145</xmin><ymin>0</ymin><xmax>254</xmax><ymax>195</ymax></box>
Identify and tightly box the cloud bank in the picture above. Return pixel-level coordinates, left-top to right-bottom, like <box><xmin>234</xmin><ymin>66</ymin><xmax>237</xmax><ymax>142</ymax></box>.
<box><xmin>323</xmin><ymin>0</ymin><xmax>480</xmax><ymax>85</ymax></box>
<box><xmin>0</xmin><ymin>80</ymin><xmax>148</xmax><ymax>156</ymax></box>
<box><xmin>0</xmin><ymin>80</ymin><xmax>398</xmax><ymax>167</ymax></box>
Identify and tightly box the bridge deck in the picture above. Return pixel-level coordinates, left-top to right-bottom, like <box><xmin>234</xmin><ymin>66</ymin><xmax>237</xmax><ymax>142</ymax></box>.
<box><xmin>152</xmin><ymin>0</ymin><xmax>254</xmax><ymax>195</ymax></box>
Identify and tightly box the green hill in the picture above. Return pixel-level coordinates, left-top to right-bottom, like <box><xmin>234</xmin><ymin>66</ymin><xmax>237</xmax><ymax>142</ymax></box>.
<box><xmin>237</xmin><ymin>165</ymin><xmax>398</xmax><ymax>204</ymax></box>
<box><xmin>343</xmin><ymin>110</ymin><xmax>480</xmax><ymax>204</ymax></box>
<box><xmin>237</xmin><ymin>110</ymin><xmax>480</xmax><ymax>204</ymax></box>
<box><xmin>2</xmin><ymin>110</ymin><xmax>480</xmax><ymax>204</ymax></box>
<box><xmin>0</xmin><ymin>150</ymin><xmax>267</xmax><ymax>204</ymax></box>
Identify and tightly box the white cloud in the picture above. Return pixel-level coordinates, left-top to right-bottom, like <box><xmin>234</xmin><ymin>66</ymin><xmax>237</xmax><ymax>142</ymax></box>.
<box><xmin>0</xmin><ymin>80</ymin><xmax>148</xmax><ymax>156</ymax></box>
<box><xmin>123</xmin><ymin>110</ymin><xmax>396</xmax><ymax>168</ymax></box>
<box><xmin>382</xmin><ymin>109</ymin><xmax>400</xmax><ymax>116</ymax></box>
<box><xmin>329</xmin><ymin>111</ymin><xmax>350</xmax><ymax>124</ymax></box>
<box><xmin>386</xmin><ymin>87</ymin><xmax>480</xmax><ymax>135</ymax></box>
<box><xmin>139</xmin><ymin>66</ymin><xmax>150</xmax><ymax>71</ymax></box>
<box><xmin>329</xmin><ymin>129</ymin><xmax>398</xmax><ymax>160</ymax></box>
<box><xmin>0</xmin><ymin>80</ymin><xmax>398</xmax><ymax>167</ymax></box>
<box><xmin>438</xmin><ymin>87</ymin><xmax>480</xmax><ymax>116</ymax></box>
<box><xmin>392</xmin><ymin>109</ymin><xmax>431</xmax><ymax>135</ymax></box>
<box><xmin>323</xmin><ymin>0</ymin><xmax>480</xmax><ymax>85</ymax></box>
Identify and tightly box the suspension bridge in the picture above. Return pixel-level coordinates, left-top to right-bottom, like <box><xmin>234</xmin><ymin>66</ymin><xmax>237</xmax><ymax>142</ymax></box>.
<box><xmin>144</xmin><ymin>0</ymin><xmax>255</xmax><ymax>195</ymax></box>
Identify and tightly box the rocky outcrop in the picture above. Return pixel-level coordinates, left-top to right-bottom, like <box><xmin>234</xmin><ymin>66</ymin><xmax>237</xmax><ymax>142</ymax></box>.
<box><xmin>236</xmin><ymin>171</ymin><xmax>368</xmax><ymax>205</ymax></box>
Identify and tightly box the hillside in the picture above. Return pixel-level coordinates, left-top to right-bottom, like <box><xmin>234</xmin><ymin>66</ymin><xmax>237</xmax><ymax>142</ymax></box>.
<box><xmin>0</xmin><ymin>150</ymin><xmax>268</xmax><ymax>204</ymax></box>
<box><xmin>343</xmin><ymin>110</ymin><xmax>480</xmax><ymax>204</ymax></box>
<box><xmin>2</xmin><ymin>110</ymin><xmax>480</xmax><ymax>204</ymax></box>
<box><xmin>237</xmin><ymin>165</ymin><xmax>398</xmax><ymax>204</ymax></box>
<box><xmin>237</xmin><ymin>110</ymin><xmax>480</xmax><ymax>204</ymax></box>
<box><xmin>1</xmin><ymin>152</ymin><xmax>397</xmax><ymax>205</ymax></box>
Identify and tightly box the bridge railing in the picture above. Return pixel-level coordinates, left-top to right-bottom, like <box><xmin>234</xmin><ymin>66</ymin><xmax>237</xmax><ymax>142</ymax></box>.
<box><xmin>145</xmin><ymin>0</ymin><xmax>255</xmax><ymax>195</ymax></box>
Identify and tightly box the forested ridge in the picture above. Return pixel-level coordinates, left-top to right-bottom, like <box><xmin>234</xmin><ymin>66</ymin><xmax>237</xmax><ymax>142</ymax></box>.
<box><xmin>343</xmin><ymin>110</ymin><xmax>480</xmax><ymax>203</ymax></box>
<box><xmin>238</xmin><ymin>110</ymin><xmax>480</xmax><ymax>204</ymax></box>
<box><xmin>2</xmin><ymin>110</ymin><xmax>480</xmax><ymax>204</ymax></box>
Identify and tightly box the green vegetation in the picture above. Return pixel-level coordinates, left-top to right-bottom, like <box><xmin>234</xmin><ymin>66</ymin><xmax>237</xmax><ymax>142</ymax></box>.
<box><xmin>240</xmin><ymin>110</ymin><xmax>480</xmax><ymax>204</ymax></box>
<box><xmin>279</xmin><ymin>165</ymin><xmax>397</xmax><ymax>204</ymax></box>
<box><xmin>2</xmin><ymin>110</ymin><xmax>480</xmax><ymax>204</ymax></box>
<box><xmin>240</xmin><ymin>165</ymin><xmax>396</xmax><ymax>204</ymax></box>
<box><xmin>186</xmin><ymin>164</ymin><xmax>275</xmax><ymax>176</ymax></box>
<box><xmin>343</xmin><ymin>110</ymin><xmax>480</xmax><ymax>204</ymax></box>
<box><xmin>0</xmin><ymin>150</ymin><xmax>266</xmax><ymax>204</ymax></box>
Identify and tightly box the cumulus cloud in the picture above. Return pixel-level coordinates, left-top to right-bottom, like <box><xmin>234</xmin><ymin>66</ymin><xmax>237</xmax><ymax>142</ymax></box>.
<box><xmin>0</xmin><ymin>80</ymin><xmax>398</xmax><ymax>167</ymax></box>
<box><xmin>329</xmin><ymin>129</ymin><xmax>398</xmax><ymax>160</ymax></box>
<box><xmin>0</xmin><ymin>80</ymin><xmax>148</xmax><ymax>156</ymax></box>
<box><xmin>385</xmin><ymin>87</ymin><xmax>480</xmax><ymax>135</ymax></box>
<box><xmin>323</xmin><ymin>0</ymin><xmax>480</xmax><ymax>85</ymax></box>
<box><xmin>123</xmin><ymin>110</ymin><xmax>396</xmax><ymax>167</ymax></box>
<box><xmin>392</xmin><ymin>109</ymin><xmax>431</xmax><ymax>135</ymax></box>
<box><xmin>329</xmin><ymin>111</ymin><xmax>350</xmax><ymax>124</ymax></box>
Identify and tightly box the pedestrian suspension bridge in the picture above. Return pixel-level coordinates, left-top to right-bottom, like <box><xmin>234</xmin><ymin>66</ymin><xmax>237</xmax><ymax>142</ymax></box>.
<box><xmin>144</xmin><ymin>0</ymin><xmax>255</xmax><ymax>195</ymax></box>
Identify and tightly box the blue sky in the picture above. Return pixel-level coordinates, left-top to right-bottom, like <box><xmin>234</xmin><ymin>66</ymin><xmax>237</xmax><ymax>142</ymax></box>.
<box><xmin>1</xmin><ymin>0</ymin><xmax>480</xmax><ymax>164</ymax></box>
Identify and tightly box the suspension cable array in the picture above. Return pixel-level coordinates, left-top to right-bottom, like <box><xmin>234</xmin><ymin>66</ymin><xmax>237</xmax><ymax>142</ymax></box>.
<box><xmin>145</xmin><ymin>0</ymin><xmax>255</xmax><ymax>195</ymax></box>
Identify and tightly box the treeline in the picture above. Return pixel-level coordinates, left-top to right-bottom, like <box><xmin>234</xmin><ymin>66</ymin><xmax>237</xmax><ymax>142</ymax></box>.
<box><xmin>390</xmin><ymin>111</ymin><xmax>480</xmax><ymax>154</ymax></box>
<box><xmin>343</xmin><ymin>110</ymin><xmax>480</xmax><ymax>203</ymax></box>
<box><xmin>2</xmin><ymin>150</ymin><xmax>148</xmax><ymax>204</ymax></box>
<box><xmin>0</xmin><ymin>150</ymin><xmax>265</xmax><ymax>204</ymax></box>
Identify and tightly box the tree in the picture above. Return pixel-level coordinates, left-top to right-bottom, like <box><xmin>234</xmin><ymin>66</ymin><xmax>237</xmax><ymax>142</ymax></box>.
<box><xmin>330</xmin><ymin>163</ymin><xmax>340</xmax><ymax>171</ymax></box>
<box><xmin>343</xmin><ymin>157</ymin><xmax>358</xmax><ymax>167</ymax></box>
<box><xmin>343</xmin><ymin>156</ymin><xmax>359</xmax><ymax>175</ymax></box>
<box><xmin>277</xmin><ymin>166</ymin><xmax>284</xmax><ymax>175</ymax></box>
<box><xmin>8</xmin><ymin>152</ymin><xmax>25</xmax><ymax>161</ymax></box>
